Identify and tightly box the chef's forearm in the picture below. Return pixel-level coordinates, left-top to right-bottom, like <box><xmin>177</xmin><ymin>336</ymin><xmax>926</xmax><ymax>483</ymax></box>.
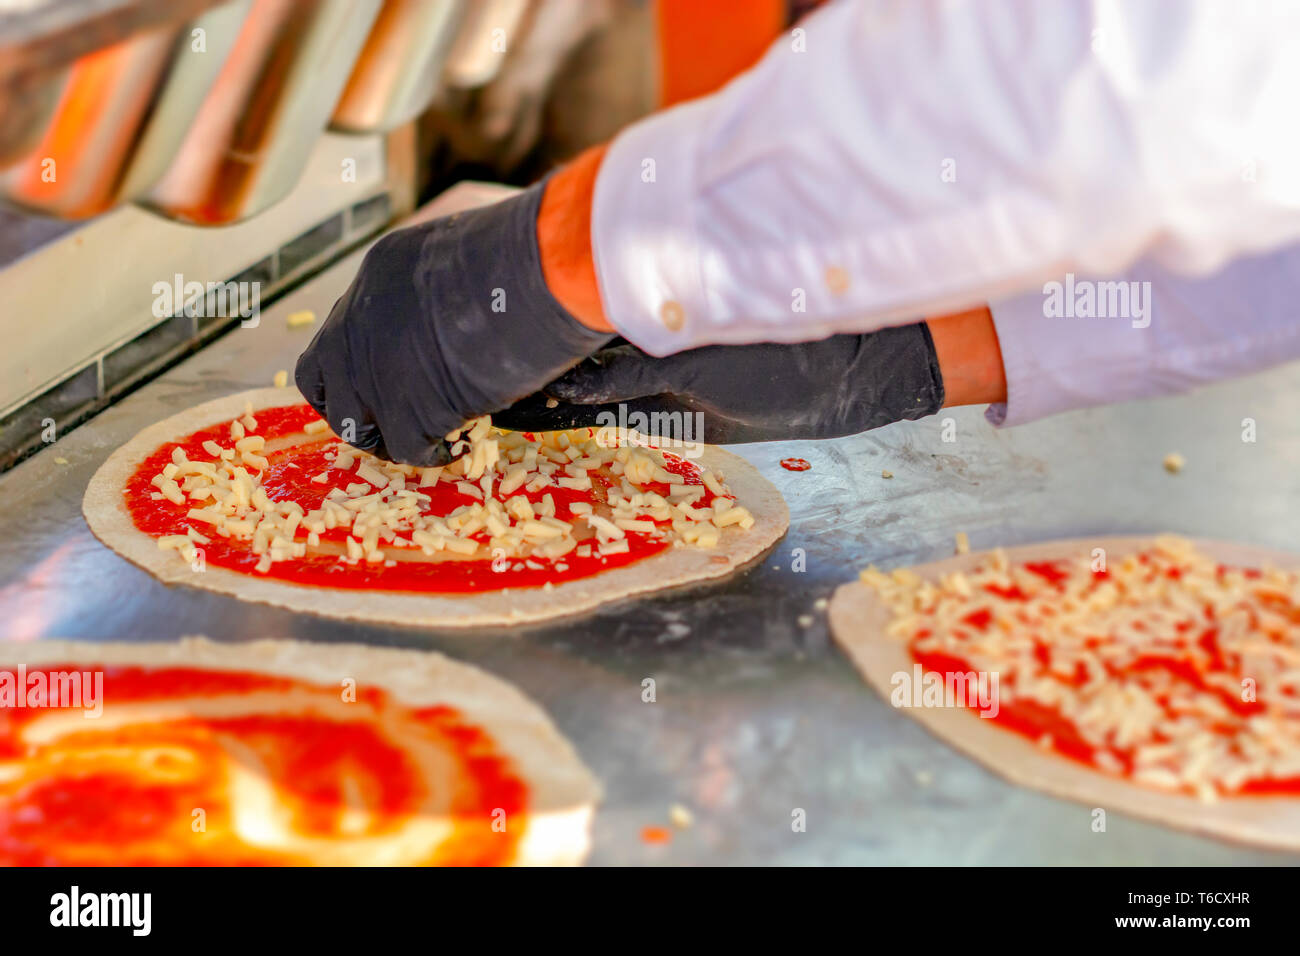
<box><xmin>540</xmin><ymin>145</ymin><xmax>1009</xmax><ymax>411</ymax></box>
<box><xmin>927</xmin><ymin>307</ymin><xmax>1007</xmax><ymax>409</ymax></box>
<box><xmin>538</xmin><ymin>144</ymin><xmax>611</xmax><ymax>333</ymax></box>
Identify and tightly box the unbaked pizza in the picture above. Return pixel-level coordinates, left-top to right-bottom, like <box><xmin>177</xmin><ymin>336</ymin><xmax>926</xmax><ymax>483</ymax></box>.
<box><xmin>83</xmin><ymin>388</ymin><xmax>788</xmax><ymax>626</ymax></box>
<box><xmin>830</xmin><ymin>535</ymin><xmax>1300</xmax><ymax>849</ymax></box>
<box><xmin>0</xmin><ymin>638</ymin><xmax>599</xmax><ymax>865</ymax></box>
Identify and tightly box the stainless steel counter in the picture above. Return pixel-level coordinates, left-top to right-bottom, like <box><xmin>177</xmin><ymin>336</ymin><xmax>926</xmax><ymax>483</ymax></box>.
<box><xmin>3</xmin><ymin>186</ymin><xmax>1299</xmax><ymax>865</ymax></box>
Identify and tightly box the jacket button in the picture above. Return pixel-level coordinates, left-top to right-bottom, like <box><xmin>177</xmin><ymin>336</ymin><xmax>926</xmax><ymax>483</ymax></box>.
<box><xmin>659</xmin><ymin>300</ymin><xmax>685</xmax><ymax>330</ymax></box>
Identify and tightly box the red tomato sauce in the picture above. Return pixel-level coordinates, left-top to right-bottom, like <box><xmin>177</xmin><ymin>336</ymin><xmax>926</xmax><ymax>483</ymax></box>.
<box><xmin>779</xmin><ymin>458</ymin><xmax>811</xmax><ymax>472</ymax></box>
<box><xmin>0</xmin><ymin>666</ymin><xmax>528</xmax><ymax>866</ymax></box>
<box><xmin>122</xmin><ymin>404</ymin><xmax>709</xmax><ymax>593</ymax></box>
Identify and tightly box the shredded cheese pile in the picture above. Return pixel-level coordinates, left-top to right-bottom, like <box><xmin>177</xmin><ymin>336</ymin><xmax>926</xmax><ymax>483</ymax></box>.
<box><xmin>861</xmin><ymin>536</ymin><xmax>1300</xmax><ymax>801</ymax></box>
<box><xmin>150</xmin><ymin>406</ymin><xmax>753</xmax><ymax>575</ymax></box>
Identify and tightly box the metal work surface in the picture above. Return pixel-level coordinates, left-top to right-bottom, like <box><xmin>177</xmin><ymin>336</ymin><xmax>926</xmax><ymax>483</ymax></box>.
<box><xmin>3</xmin><ymin>197</ymin><xmax>1299</xmax><ymax>865</ymax></box>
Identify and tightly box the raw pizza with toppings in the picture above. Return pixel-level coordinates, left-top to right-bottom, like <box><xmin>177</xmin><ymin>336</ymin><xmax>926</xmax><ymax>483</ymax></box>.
<box><xmin>0</xmin><ymin>638</ymin><xmax>599</xmax><ymax>865</ymax></box>
<box><xmin>83</xmin><ymin>388</ymin><xmax>788</xmax><ymax>626</ymax></box>
<box><xmin>829</xmin><ymin>535</ymin><xmax>1300</xmax><ymax>849</ymax></box>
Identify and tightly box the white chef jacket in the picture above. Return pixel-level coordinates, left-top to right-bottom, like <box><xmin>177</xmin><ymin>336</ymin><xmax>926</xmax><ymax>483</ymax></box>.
<box><xmin>589</xmin><ymin>0</ymin><xmax>1300</xmax><ymax>425</ymax></box>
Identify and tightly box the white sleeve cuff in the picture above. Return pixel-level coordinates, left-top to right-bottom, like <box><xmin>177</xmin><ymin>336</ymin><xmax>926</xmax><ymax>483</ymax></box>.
<box><xmin>590</xmin><ymin>98</ymin><xmax>717</xmax><ymax>357</ymax></box>
<box><xmin>988</xmin><ymin>245</ymin><xmax>1300</xmax><ymax>426</ymax></box>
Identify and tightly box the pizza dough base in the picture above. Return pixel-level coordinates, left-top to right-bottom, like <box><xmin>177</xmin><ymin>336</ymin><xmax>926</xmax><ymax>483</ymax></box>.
<box><xmin>829</xmin><ymin>535</ymin><xmax>1300</xmax><ymax>851</ymax></box>
<box><xmin>2</xmin><ymin>637</ymin><xmax>600</xmax><ymax>865</ymax></box>
<box><xmin>83</xmin><ymin>387</ymin><xmax>790</xmax><ymax>628</ymax></box>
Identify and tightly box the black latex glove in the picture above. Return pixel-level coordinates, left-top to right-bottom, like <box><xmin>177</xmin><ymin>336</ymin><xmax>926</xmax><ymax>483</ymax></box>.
<box><xmin>294</xmin><ymin>182</ymin><xmax>612</xmax><ymax>465</ymax></box>
<box><xmin>491</xmin><ymin>324</ymin><xmax>945</xmax><ymax>443</ymax></box>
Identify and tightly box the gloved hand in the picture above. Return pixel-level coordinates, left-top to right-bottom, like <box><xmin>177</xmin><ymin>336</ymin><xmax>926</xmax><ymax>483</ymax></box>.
<box><xmin>491</xmin><ymin>324</ymin><xmax>945</xmax><ymax>444</ymax></box>
<box><xmin>294</xmin><ymin>181</ymin><xmax>612</xmax><ymax>465</ymax></box>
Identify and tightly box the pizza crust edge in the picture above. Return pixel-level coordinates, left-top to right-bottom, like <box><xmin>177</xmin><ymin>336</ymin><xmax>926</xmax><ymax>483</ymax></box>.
<box><xmin>829</xmin><ymin>535</ymin><xmax>1300</xmax><ymax>851</ymax></box>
